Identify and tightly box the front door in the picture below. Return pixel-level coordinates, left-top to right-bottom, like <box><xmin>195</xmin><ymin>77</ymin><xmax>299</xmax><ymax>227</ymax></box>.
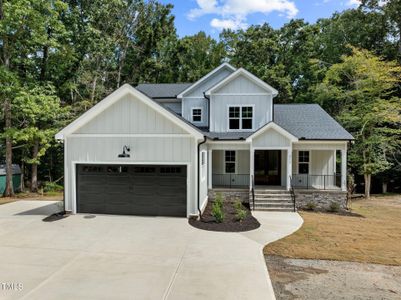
<box><xmin>254</xmin><ymin>150</ymin><xmax>281</xmax><ymax>185</ymax></box>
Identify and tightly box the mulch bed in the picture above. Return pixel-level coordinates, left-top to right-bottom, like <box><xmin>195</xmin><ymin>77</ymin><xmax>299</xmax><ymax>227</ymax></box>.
<box><xmin>300</xmin><ymin>208</ymin><xmax>364</xmax><ymax>218</ymax></box>
<box><xmin>189</xmin><ymin>201</ymin><xmax>260</xmax><ymax>232</ymax></box>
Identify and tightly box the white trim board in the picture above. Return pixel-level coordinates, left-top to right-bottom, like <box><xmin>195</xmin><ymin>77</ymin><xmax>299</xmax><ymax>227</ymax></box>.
<box><xmin>177</xmin><ymin>63</ymin><xmax>236</xmax><ymax>98</ymax></box>
<box><xmin>205</xmin><ymin>68</ymin><xmax>278</xmax><ymax>96</ymax></box>
<box><xmin>246</xmin><ymin>122</ymin><xmax>298</xmax><ymax>142</ymax></box>
<box><xmin>55</xmin><ymin>84</ymin><xmax>204</xmax><ymax>140</ymax></box>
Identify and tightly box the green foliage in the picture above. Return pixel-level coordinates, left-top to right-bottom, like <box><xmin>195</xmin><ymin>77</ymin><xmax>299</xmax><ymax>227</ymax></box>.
<box><xmin>43</xmin><ymin>181</ymin><xmax>63</xmax><ymax>193</ymax></box>
<box><xmin>215</xmin><ymin>193</ymin><xmax>224</xmax><ymax>208</ymax></box>
<box><xmin>305</xmin><ymin>202</ymin><xmax>317</xmax><ymax>211</ymax></box>
<box><xmin>235</xmin><ymin>209</ymin><xmax>247</xmax><ymax>222</ymax></box>
<box><xmin>233</xmin><ymin>199</ymin><xmax>242</xmax><ymax>211</ymax></box>
<box><xmin>211</xmin><ymin>201</ymin><xmax>224</xmax><ymax>223</ymax></box>
<box><xmin>328</xmin><ymin>202</ymin><xmax>340</xmax><ymax>213</ymax></box>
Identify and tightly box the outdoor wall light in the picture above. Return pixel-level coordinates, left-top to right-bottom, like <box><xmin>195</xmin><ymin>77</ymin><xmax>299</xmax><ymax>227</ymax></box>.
<box><xmin>118</xmin><ymin>145</ymin><xmax>130</xmax><ymax>158</ymax></box>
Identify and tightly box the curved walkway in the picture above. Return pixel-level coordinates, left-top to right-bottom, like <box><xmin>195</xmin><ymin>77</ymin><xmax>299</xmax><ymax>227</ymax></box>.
<box><xmin>0</xmin><ymin>201</ymin><xmax>303</xmax><ymax>300</ymax></box>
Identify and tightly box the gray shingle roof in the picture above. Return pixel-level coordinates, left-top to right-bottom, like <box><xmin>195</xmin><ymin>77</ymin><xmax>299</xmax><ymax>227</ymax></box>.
<box><xmin>136</xmin><ymin>83</ymin><xmax>192</xmax><ymax>99</ymax></box>
<box><xmin>274</xmin><ymin>104</ymin><xmax>354</xmax><ymax>140</ymax></box>
<box><xmin>204</xmin><ymin>131</ymin><xmax>253</xmax><ymax>140</ymax></box>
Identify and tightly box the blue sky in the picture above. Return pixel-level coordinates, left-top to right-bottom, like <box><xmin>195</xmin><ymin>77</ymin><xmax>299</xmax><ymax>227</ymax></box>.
<box><xmin>159</xmin><ymin>0</ymin><xmax>361</xmax><ymax>38</ymax></box>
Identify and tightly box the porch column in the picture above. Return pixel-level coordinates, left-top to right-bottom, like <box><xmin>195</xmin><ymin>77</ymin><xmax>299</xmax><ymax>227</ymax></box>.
<box><xmin>250</xmin><ymin>148</ymin><xmax>254</xmax><ymax>189</ymax></box>
<box><xmin>341</xmin><ymin>148</ymin><xmax>347</xmax><ymax>192</ymax></box>
<box><xmin>208</xmin><ymin>150</ymin><xmax>213</xmax><ymax>189</ymax></box>
<box><xmin>286</xmin><ymin>149</ymin><xmax>292</xmax><ymax>190</ymax></box>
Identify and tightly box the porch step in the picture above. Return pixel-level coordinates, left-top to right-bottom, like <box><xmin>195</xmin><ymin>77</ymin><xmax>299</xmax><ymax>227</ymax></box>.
<box><xmin>253</xmin><ymin>194</ymin><xmax>292</xmax><ymax>199</ymax></box>
<box><xmin>251</xmin><ymin>189</ymin><xmax>294</xmax><ymax>211</ymax></box>
<box><xmin>252</xmin><ymin>207</ymin><xmax>295</xmax><ymax>212</ymax></box>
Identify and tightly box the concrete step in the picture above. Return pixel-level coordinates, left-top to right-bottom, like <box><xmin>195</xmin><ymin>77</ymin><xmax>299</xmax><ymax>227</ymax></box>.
<box><xmin>253</xmin><ymin>194</ymin><xmax>292</xmax><ymax>199</ymax></box>
<box><xmin>254</xmin><ymin>200</ymin><xmax>293</xmax><ymax>205</ymax></box>
<box><xmin>253</xmin><ymin>190</ymin><xmax>290</xmax><ymax>195</ymax></box>
<box><xmin>253</xmin><ymin>207</ymin><xmax>295</xmax><ymax>212</ymax></box>
<box><xmin>254</xmin><ymin>203</ymin><xmax>294</xmax><ymax>208</ymax></box>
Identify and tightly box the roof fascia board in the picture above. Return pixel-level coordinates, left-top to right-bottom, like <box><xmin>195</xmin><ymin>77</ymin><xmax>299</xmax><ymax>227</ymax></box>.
<box><xmin>205</xmin><ymin>68</ymin><xmax>279</xmax><ymax>96</ymax></box>
<box><xmin>246</xmin><ymin>122</ymin><xmax>298</xmax><ymax>142</ymax></box>
<box><xmin>55</xmin><ymin>84</ymin><xmax>203</xmax><ymax>140</ymax></box>
<box><xmin>177</xmin><ymin>63</ymin><xmax>236</xmax><ymax>98</ymax></box>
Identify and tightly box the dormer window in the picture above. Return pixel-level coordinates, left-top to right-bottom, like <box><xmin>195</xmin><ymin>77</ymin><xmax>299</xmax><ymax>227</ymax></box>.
<box><xmin>228</xmin><ymin>106</ymin><xmax>253</xmax><ymax>130</ymax></box>
<box><xmin>192</xmin><ymin>108</ymin><xmax>202</xmax><ymax>122</ymax></box>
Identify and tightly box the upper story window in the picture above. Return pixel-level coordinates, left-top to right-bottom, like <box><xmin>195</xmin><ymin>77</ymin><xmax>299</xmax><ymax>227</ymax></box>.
<box><xmin>298</xmin><ymin>151</ymin><xmax>310</xmax><ymax>174</ymax></box>
<box><xmin>192</xmin><ymin>108</ymin><xmax>202</xmax><ymax>122</ymax></box>
<box><xmin>228</xmin><ymin>106</ymin><xmax>253</xmax><ymax>130</ymax></box>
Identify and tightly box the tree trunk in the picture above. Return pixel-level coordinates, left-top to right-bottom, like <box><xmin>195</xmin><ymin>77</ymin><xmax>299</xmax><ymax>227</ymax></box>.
<box><xmin>1</xmin><ymin>0</ymin><xmax>13</xmax><ymax>197</ymax></box>
<box><xmin>20</xmin><ymin>161</ymin><xmax>25</xmax><ymax>191</ymax></box>
<box><xmin>90</xmin><ymin>76</ymin><xmax>98</xmax><ymax>103</ymax></box>
<box><xmin>364</xmin><ymin>173</ymin><xmax>371</xmax><ymax>199</ymax></box>
<box><xmin>30</xmin><ymin>140</ymin><xmax>39</xmax><ymax>193</ymax></box>
<box><xmin>3</xmin><ymin>100</ymin><xmax>14</xmax><ymax>197</ymax></box>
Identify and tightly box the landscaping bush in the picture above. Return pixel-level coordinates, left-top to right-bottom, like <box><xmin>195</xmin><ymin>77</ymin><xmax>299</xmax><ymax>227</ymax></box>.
<box><xmin>43</xmin><ymin>181</ymin><xmax>63</xmax><ymax>193</ymax></box>
<box><xmin>233</xmin><ymin>199</ymin><xmax>242</xmax><ymax>210</ymax></box>
<box><xmin>236</xmin><ymin>208</ymin><xmax>247</xmax><ymax>222</ymax></box>
<box><xmin>215</xmin><ymin>192</ymin><xmax>224</xmax><ymax>208</ymax></box>
<box><xmin>233</xmin><ymin>199</ymin><xmax>247</xmax><ymax>222</ymax></box>
<box><xmin>305</xmin><ymin>201</ymin><xmax>316</xmax><ymax>211</ymax></box>
<box><xmin>211</xmin><ymin>201</ymin><xmax>224</xmax><ymax>223</ymax></box>
<box><xmin>329</xmin><ymin>201</ymin><xmax>340</xmax><ymax>213</ymax></box>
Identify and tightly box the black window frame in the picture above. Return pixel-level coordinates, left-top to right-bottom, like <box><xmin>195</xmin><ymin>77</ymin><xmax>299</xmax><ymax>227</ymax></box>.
<box><xmin>228</xmin><ymin>106</ymin><xmax>253</xmax><ymax>130</ymax></box>
<box><xmin>191</xmin><ymin>108</ymin><xmax>202</xmax><ymax>122</ymax></box>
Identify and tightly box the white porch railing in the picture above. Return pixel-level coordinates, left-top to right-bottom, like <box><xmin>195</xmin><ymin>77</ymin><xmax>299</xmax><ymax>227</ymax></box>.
<box><xmin>212</xmin><ymin>174</ymin><xmax>250</xmax><ymax>188</ymax></box>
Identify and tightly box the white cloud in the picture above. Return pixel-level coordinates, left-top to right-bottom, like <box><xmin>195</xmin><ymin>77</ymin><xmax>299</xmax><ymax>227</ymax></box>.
<box><xmin>188</xmin><ymin>0</ymin><xmax>299</xmax><ymax>31</ymax></box>
<box><xmin>346</xmin><ymin>0</ymin><xmax>361</xmax><ymax>6</ymax></box>
<box><xmin>210</xmin><ymin>18</ymin><xmax>248</xmax><ymax>30</ymax></box>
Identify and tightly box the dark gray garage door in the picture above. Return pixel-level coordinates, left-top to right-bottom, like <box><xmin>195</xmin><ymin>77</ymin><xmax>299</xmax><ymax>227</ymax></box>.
<box><xmin>76</xmin><ymin>164</ymin><xmax>187</xmax><ymax>217</ymax></box>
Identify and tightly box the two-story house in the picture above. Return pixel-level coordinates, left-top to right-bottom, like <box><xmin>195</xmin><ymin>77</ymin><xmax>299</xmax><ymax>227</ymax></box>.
<box><xmin>56</xmin><ymin>63</ymin><xmax>353</xmax><ymax>217</ymax></box>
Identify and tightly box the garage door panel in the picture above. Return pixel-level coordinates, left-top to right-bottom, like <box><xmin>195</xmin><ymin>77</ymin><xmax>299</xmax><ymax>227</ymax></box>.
<box><xmin>77</xmin><ymin>164</ymin><xmax>186</xmax><ymax>217</ymax></box>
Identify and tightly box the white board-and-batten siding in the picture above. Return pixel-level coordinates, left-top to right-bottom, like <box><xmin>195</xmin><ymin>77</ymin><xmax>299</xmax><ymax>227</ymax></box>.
<box><xmin>65</xmin><ymin>93</ymin><xmax>199</xmax><ymax>216</ymax></box>
<box><xmin>209</xmin><ymin>74</ymin><xmax>273</xmax><ymax>132</ymax></box>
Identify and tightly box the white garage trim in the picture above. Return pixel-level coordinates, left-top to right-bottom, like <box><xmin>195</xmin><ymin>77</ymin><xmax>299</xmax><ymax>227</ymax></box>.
<box><xmin>70</xmin><ymin>161</ymin><xmax>191</xmax><ymax>217</ymax></box>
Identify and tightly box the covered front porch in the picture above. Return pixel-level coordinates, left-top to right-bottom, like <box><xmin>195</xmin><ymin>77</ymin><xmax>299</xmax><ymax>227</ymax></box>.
<box><xmin>206</xmin><ymin>127</ymin><xmax>347</xmax><ymax>193</ymax></box>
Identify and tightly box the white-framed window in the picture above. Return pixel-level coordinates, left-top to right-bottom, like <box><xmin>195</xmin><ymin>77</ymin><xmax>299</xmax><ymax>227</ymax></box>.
<box><xmin>225</xmin><ymin>150</ymin><xmax>236</xmax><ymax>174</ymax></box>
<box><xmin>201</xmin><ymin>150</ymin><xmax>207</xmax><ymax>181</ymax></box>
<box><xmin>228</xmin><ymin>106</ymin><xmax>253</xmax><ymax>130</ymax></box>
<box><xmin>298</xmin><ymin>151</ymin><xmax>310</xmax><ymax>174</ymax></box>
<box><xmin>192</xmin><ymin>108</ymin><xmax>202</xmax><ymax>122</ymax></box>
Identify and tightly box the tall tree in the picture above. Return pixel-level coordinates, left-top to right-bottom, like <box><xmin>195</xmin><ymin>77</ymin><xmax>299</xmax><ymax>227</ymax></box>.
<box><xmin>316</xmin><ymin>48</ymin><xmax>401</xmax><ymax>198</ymax></box>
<box><xmin>361</xmin><ymin>0</ymin><xmax>401</xmax><ymax>59</ymax></box>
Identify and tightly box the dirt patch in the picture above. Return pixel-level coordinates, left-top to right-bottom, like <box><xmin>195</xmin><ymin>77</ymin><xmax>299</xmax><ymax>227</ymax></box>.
<box><xmin>189</xmin><ymin>202</ymin><xmax>260</xmax><ymax>232</ymax></box>
<box><xmin>266</xmin><ymin>255</ymin><xmax>401</xmax><ymax>300</ymax></box>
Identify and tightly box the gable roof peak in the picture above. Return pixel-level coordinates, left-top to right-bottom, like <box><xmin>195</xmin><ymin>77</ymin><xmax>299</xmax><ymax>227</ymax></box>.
<box><xmin>205</xmin><ymin>67</ymin><xmax>279</xmax><ymax>96</ymax></box>
<box><xmin>177</xmin><ymin>62</ymin><xmax>236</xmax><ymax>98</ymax></box>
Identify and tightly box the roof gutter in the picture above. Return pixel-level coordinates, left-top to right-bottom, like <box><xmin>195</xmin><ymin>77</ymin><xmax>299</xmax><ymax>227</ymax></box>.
<box><xmin>203</xmin><ymin>92</ymin><xmax>210</xmax><ymax>130</ymax></box>
<box><xmin>197</xmin><ymin>135</ymin><xmax>207</xmax><ymax>219</ymax></box>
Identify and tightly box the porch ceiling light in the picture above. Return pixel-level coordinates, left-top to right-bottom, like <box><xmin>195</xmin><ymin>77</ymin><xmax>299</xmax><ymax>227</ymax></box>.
<box><xmin>118</xmin><ymin>145</ymin><xmax>130</xmax><ymax>158</ymax></box>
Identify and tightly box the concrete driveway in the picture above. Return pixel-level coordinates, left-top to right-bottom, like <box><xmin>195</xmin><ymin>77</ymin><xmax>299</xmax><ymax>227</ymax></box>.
<box><xmin>0</xmin><ymin>201</ymin><xmax>302</xmax><ymax>300</ymax></box>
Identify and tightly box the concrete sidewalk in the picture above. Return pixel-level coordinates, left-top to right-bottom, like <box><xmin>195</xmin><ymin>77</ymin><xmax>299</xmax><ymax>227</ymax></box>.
<box><xmin>0</xmin><ymin>201</ymin><xmax>302</xmax><ymax>300</ymax></box>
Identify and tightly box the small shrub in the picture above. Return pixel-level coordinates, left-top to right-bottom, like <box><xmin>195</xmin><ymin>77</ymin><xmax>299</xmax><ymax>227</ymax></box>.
<box><xmin>236</xmin><ymin>209</ymin><xmax>247</xmax><ymax>222</ymax></box>
<box><xmin>305</xmin><ymin>201</ymin><xmax>316</xmax><ymax>211</ymax></box>
<box><xmin>329</xmin><ymin>201</ymin><xmax>340</xmax><ymax>213</ymax></box>
<box><xmin>233</xmin><ymin>199</ymin><xmax>242</xmax><ymax>210</ymax></box>
<box><xmin>215</xmin><ymin>193</ymin><xmax>224</xmax><ymax>208</ymax></box>
<box><xmin>43</xmin><ymin>181</ymin><xmax>63</xmax><ymax>193</ymax></box>
<box><xmin>211</xmin><ymin>202</ymin><xmax>224</xmax><ymax>223</ymax></box>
